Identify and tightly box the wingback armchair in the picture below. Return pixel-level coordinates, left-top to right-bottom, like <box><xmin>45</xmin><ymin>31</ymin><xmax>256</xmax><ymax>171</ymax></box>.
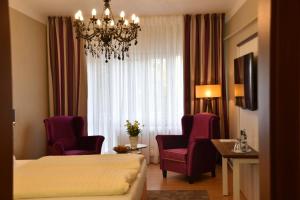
<box><xmin>156</xmin><ymin>113</ymin><xmax>220</xmax><ymax>183</ymax></box>
<box><xmin>44</xmin><ymin>116</ymin><xmax>105</xmax><ymax>155</ymax></box>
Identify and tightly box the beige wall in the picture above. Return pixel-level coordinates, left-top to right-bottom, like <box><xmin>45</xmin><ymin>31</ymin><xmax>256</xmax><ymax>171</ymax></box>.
<box><xmin>10</xmin><ymin>8</ymin><xmax>48</xmax><ymax>159</ymax></box>
<box><xmin>225</xmin><ymin>0</ymin><xmax>259</xmax><ymax>200</ymax></box>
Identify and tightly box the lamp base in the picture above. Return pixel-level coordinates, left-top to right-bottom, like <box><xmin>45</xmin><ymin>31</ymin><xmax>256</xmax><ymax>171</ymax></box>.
<box><xmin>205</xmin><ymin>98</ymin><xmax>213</xmax><ymax>113</ymax></box>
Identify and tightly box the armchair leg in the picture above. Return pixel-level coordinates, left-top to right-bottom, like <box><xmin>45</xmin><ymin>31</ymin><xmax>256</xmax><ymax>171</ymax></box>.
<box><xmin>162</xmin><ymin>170</ymin><xmax>167</xmax><ymax>178</ymax></box>
<box><xmin>211</xmin><ymin>169</ymin><xmax>216</xmax><ymax>177</ymax></box>
<box><xmin>188</xmin><ymin>176</ymin><xmax>194</xmax><ymax>184</ymax></box>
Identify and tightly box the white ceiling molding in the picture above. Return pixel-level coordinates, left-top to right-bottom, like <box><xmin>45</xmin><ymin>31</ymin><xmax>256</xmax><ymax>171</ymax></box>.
<box><xmin>9</xmin><ymin>0</ymin><xmax>47</xmax><ymax>24</ymax></box>
<box><xmin>225</xmin><ymin>0</ymin><xmax>247</xmax><ymax>23</ymax></box>
<box><xmin>9</xmin><ymin>0</ymin><xmax>242</xmax><ymax>25</ymax></box>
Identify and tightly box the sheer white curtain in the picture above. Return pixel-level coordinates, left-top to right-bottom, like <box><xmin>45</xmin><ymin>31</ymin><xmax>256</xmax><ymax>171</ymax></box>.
<box><xmin>87</xmin><ymin>16</ymin><xmax>184</xmax><ymax>163</ymax></box>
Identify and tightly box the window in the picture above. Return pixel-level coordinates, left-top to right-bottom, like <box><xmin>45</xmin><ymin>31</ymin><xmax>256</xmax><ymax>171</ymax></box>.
<box><xmin>87</xmin><ymin>16</ymin><xmax>184</xmax><ymax>163</ymax></box>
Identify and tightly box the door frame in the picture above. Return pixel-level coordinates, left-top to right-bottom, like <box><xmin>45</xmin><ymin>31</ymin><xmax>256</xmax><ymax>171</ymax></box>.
<box><xmin>258</xmin><ymin>0</ymin><xmax>300</xmax><ymax>199</ymax></box>
<box><xmin>0</xmin><ymin>0</ymin><xmax>13</xmax><ymax>199</ymax></box>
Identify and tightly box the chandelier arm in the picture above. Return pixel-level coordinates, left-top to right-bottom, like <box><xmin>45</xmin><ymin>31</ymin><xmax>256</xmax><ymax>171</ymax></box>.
<box><xmin>114</xmin><ymin>26</ymin><xmax>139</xmax><ymax>43</ymax></box>
<box><xmin>79</xmin><ymin>29</ymin><xmax>100</xmax><ymax>41</ymax></box>
<box><xmin>84</xmin><ymin>20</ymin><xmax>92</xmax><ymax>36</ymax></box>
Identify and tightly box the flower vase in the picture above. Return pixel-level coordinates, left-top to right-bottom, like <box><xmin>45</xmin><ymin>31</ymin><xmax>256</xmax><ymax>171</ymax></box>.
<box><xmin>129</xmin><ymin>136</ymin><xmax>139</xmax><ymax>149</ymax></box>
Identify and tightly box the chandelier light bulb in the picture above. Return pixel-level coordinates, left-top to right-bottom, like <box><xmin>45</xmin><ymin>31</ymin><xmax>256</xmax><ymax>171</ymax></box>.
<box><xmin>105</xmin><ymin>8</ymin><xmax>110</xmax><ymax>16</ymax></box>
<box><xmin>75</xmin><ymin>10</ymin><xmax>82</xmax><ymax>20</ymax></box>
<box><xmin>92</xmin><ymin>9</ymin><xmax>97</xmax><ymax>17</ymax></box>
<box><xmin>110</xmin><ymin>20</ymin><xmax>115</xmax><ymax>26</ymax></box>
<box><xmin>75</xmin><ymin>13</ymin><xmax>79</xmax><ymax>20</ymax></box>
<box><xmin>131</xmin><ymin>14</ymin><xmax>136</xmax><ymax>22</ymax></box>
<box><xmin>97</xmin><ymin>19</ymin><xmax>101</xmax><ymax>26</ymax></box>
<box><xmin>124</xmin><ymin>19</ymin><xmax>129</xmax><ymax>26</ymax></box>
<box><xmin>135</xmin><ymin>16</ymin><xmax>140</xmax><ymax>24</ymax></box>
<box><xmin>120</xmin><ymin>11</ymin><xmax>125</xmax><ymax>19</ymax></box>
<box><xmin>80</xmin><ymin>15</ymin><xmax>84</xmax><ymax>21</ymax></box>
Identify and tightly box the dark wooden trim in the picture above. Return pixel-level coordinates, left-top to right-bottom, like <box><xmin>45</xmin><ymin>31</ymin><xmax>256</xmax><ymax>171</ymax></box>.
<box><xmin>237</xmin><ymin>32</ymin><xmax>258</xmax><ymax>47</ymax></box>
<box><xmin>0</xmin><ymin>1</ymin><xmax>13</xmax><ymax>199</ymax></box>
<box><xmin>269</xmin><ymin>0</ymin><xmax>300</xmax><ymax>198</ymax></box>
<box><xmin>259</xmin><ymin>0</ymin><xmax>300</xmax><ymax>199</ymax></box>
<box><xmin>258</xmin><ymin>0</ymin><xmax>271</xmax><ymax>199</ymax></box>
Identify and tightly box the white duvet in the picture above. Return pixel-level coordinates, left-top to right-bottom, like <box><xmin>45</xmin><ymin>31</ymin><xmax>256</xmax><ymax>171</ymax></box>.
<box><xmin>14</xmin><ymin>154</ymin><xmax>144</xmax><ymax>199</ymax></box>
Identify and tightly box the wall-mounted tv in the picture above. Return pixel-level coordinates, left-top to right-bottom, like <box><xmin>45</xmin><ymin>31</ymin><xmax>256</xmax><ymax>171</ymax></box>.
<box><xmin>234</xmin><ymin>52</ymin><xmax>257</xmax><ymax>111</ymax></box>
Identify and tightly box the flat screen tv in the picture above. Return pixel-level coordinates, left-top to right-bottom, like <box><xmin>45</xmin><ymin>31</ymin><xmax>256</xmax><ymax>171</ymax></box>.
<box><xmin>234</xmin><ymin>52</ymin><xmax>257</xmax><ymax>111</ymax></box>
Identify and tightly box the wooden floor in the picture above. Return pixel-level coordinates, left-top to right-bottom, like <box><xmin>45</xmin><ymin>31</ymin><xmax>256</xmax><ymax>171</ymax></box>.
<box><xmin>147</xmin><ymin>164</ymin><xmax>246</xmax><ymax>200</ymax></box>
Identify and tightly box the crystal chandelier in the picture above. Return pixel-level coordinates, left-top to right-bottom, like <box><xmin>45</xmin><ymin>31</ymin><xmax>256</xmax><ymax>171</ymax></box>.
<box><xmin>74</xmin><ymin>0</ymin><xmax>141</xmax><ymax>62</ymax></box>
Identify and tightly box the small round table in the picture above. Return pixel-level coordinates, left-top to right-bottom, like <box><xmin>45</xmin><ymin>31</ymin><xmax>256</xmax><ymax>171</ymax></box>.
<box><xmin>125</xmin><ymin>144</ymin><xmax>148</xmax><ymax>154</ymax></box>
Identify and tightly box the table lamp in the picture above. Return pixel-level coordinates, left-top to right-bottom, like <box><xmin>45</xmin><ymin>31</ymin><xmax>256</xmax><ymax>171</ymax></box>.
<box><xmin>195</xmin><ymin>84</ymin><xmax>221</xmax><ymax>113</ymax></box>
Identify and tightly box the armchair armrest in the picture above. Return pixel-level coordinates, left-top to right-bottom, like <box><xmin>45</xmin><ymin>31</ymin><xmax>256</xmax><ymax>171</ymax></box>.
<box><xmin>78</xmin><ymin>135</ymin><xmax>105</xmax><ymax>153</ymax></box>
<box><xmin>156</xmin><ymin>135</ymin><xmax>188</xmax><ymax>150</ymax></box>
<box><xmin>187</xmin><ymin>138</ymin><xmax>216</xmax><ymax>176</ymax></box>
<box><xmin>156</xmin><ymin>135</ymin><xmax>188</xmax><ymax>170</ymax></box>
<box><xmin>48</xmin><ymin>142</ymin><xmax>65</xmax><ymax>155</ymax></box>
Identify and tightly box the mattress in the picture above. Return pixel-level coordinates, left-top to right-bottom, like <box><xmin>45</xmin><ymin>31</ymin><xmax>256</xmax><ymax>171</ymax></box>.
<box><xmin>14</xmin><ymin>158</ymin><xmax>147</xmax><ymax>200</ymax></box>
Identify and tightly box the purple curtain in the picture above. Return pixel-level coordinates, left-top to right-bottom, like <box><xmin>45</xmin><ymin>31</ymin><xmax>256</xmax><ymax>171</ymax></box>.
<box><xmin>184</xmin><ymin>14</ymin><xmax>229</xmax><ymax>139</ymax></box>
<box><xmin>48</xmin><ymin>17</ymin><xmax>87</xmax><ymax>129</ymax></box>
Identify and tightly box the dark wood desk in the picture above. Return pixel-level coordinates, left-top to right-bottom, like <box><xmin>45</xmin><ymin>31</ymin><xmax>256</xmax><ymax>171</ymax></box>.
<box><xmin>211</xmin><ymin>139</ymin><xmax>259</xmax><ymax>200</ymax></box>
<box><xmin>212</xmin><ymin>139</ymin><xmax>258</xmax><ymax>158</ymax></box>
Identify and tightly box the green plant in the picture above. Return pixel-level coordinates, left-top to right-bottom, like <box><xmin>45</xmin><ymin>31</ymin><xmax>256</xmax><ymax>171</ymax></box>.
<box><xmin>125</xmin><ymin>120</ymin><xmax>142</xmax><ymax>137</ymax></box>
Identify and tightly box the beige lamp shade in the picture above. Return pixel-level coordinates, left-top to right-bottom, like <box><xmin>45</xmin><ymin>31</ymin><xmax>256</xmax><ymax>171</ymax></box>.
<box><xmin>195</xmin><ymin>84</ymin><xmax>221</xmax><ymax>98</ymax></box>
<box><xmin>234</xmin><ymin>84</ymin><xmax>245</xmax><ymax>97</ymax></box>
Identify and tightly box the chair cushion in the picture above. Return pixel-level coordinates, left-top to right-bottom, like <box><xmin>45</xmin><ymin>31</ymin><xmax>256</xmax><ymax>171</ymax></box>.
<box><xmin>64</xmin><ymin>150</ymin><xmax>97</xmax><ymax>155</ymax></box>
<box><xmin>163</xmin><ymin>148</ymin><xmax>187</xmax><ymax>162</ymax></box>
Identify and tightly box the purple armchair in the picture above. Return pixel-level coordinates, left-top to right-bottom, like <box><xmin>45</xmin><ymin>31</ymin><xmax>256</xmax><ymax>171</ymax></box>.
<box><xmin>156</xmin><ymin>113</ymin><xmax>220</xmax><ymax>183</ymax></box>
<box><xmin>44</xmin><ymin>116</ymin><xmax>105</xmax><ymax>155</ymax></box>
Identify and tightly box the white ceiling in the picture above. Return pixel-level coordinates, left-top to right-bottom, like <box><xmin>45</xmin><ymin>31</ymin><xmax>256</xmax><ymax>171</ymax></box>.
<box><xmin>9</xmin><ymin>0</ymin><xmax>246</xmax><ymax>24</ymax></box>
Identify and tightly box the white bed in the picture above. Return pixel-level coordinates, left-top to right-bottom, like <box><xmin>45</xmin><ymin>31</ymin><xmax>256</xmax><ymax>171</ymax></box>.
<box><xmin>14</xmin><ymin>155</ymin><xmax>147</xmax><ymax>200</ymax></box>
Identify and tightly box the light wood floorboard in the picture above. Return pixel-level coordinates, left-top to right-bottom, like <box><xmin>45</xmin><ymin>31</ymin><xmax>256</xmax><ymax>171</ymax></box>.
<box><xmin>147</xmin><ymin>164</ymin><xmax>247</xmax><ymax>200</ymax></box>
